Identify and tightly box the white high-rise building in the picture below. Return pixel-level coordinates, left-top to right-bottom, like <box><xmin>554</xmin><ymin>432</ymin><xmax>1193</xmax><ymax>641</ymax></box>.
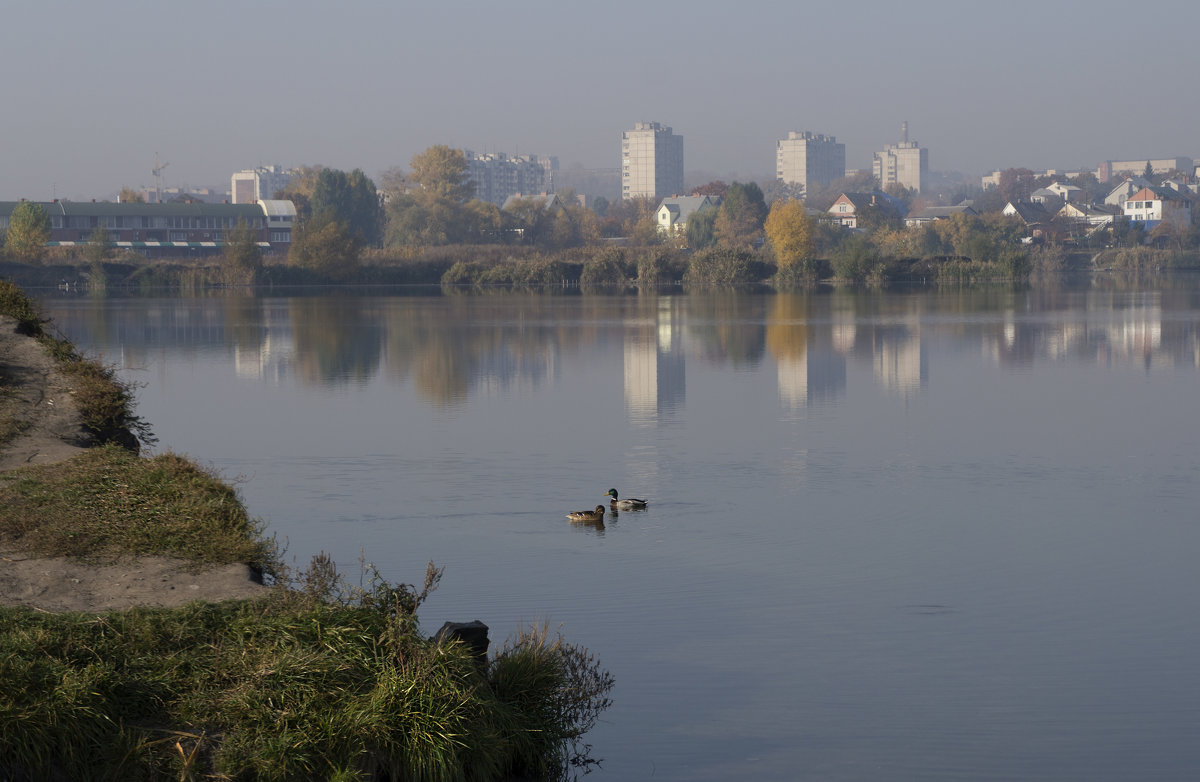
<box><xmin>621</xmin><ymin>122</ymin><xmax>683</xmax><ymax>200</ymax></box>
<box><xmin>231</xmin><ymin>165</ymin><xmax>294</xmax><ymax>204</ymax></box>
<box><xmin>872</xmin><ymin>122</ymin><xmax>928</xmax><ymax>192</ymax></box>
<box><xmin>464</xmin><ymin>151</ymin><xmax>557</xmax><ymax>205</ymax></box>
<box><xmin>776</xmin><ymin>132</ymin><xmax>845</xmax><ymax>197</ymax></box>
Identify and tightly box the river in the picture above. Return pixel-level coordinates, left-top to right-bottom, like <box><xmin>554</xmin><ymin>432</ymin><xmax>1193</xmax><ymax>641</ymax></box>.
<box><xmin>35</xmin><ymin>278</ymin><xmax>1200</xmax><ymax>780</ymax></box>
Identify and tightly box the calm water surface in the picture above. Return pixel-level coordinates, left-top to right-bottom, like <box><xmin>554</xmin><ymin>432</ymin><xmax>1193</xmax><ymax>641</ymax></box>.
<box><xmin>36</xmin><ymin>280</ymin><xmax>1200</xmax><ymax>780</ymax></box>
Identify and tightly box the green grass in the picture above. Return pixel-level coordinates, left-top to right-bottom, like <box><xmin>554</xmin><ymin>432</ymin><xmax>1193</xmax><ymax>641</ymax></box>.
<box><xmin>1</xmin><ymin>278</ymin><xmax>154</xmax><ymax>450</ymax></box>
<box><xmin>0</xmin><ymin>380</ymin><xmax>29</xmax><ymax>447</ymax></box>
<box><xmin>0</xmin><ymin>444</ymin><xmax>275</xmax><ymax>570</ymax></box>
<box><xmin>0</xmin><ymin>566</ymin><xmax>614</xmax><ymax>781</ymax></box>
<box><xmin>0</xmin><ymin>277</ymin><xmax>614</xmax><ymax>780</ymax></box>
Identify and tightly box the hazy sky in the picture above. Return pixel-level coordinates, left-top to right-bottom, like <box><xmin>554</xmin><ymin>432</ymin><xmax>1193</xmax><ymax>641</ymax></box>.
<box><xmin>3</xmin><ymin>0</ymin><xmax>1198</xmax><ymax>200</ymax></box>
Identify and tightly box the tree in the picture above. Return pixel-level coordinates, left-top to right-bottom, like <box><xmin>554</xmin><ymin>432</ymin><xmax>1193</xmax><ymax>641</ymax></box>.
<box><xmin>4</xmin><ymin>201</ymin><xmax>51</xmax><ymax>264</ymax></box>
<box><xmin>311</xmin><ymin>168</ymin><xmax>380</xmax><ymax>246</ymax></box>
<box><xmin>1071</xmin><ymin>171</ymin><xmax>1108</xmax><ymax>204</ymax></box>
<box><xmin>629</xmin><ymin>214</ymin><xmax>661</xmax><ymax>246</ymax></box>
<box><xmin>685</xmin><ymin>207</ymin><xmax>717</xmax><ymax>250</ymax></box>
<box><xmin>289</xmin><ymin>210</ymin><xmax>361</xmax><ymax>280</ymax></box>
<box><xmin>386</xmin><ymin>193</ymin><xmax>457</xmax><ymax>246</ymax></box>
<box><xmin>84</xmin><ymin>226</ymin><xmax>112</xmax><ymax>265</ymax></box>
<box><xmin>118</xmin><ymin>186</ymin><xmax>144</xmax><ymax>204</ymax></box>
<box><xmin>691</xmin><ymin>180</ymin><xmax>729</xmax><ymax>198</ymax></box>
<box><xmin>830</xmin><ymin>234</ymin><xmax>880</xmax><ymax>281</ymax></box>
<box><xmin>461</xmin><ymin>199</ymin><xmax>503</xmax><ymax>244</ymax></box>
<box><xmin>274</xmin><ymin>165</ymin><xmax>325</xmax><ymax>221</ymax></box>
<box><xmin>1144</xmin><ymin>160</ymin><xmax>1154</xmax><ymax>180</ymax></box>
<box><xmin>220</xmin><ymin>219</ymin><xmax>263</xmax><ymax>284</ymax></box>
<box><xmin>603</xmin><ymin>196</ymin><xmax>656</xmax><ymax>237</ymax></box>
<box><xmin>763</xmin><ymin>199</ymin><xmax>815</xmax><ymax>271</ymax></box>
<box><xmin>715</xmin><ymin>181</ymin><xmax>767</xmax><ymax>248</ymax></box>
<box><xmin>883</xmin><ymin>182</ymin><xmax>915</xmax><ymax>212</ymax></box>
<box><xmin>997</xmin><ymin>168</ymin><xmax>1039</xmax><ymax>204</ymax></box>
<box><xmin>409</xmin><ymin>145</ymin><xmax>474</xmax><ymax>203</ymax></box>
<box><xmin>377</xmin><ymin>166</ymin><xmax>408</xmax><ymax>199</ymax></box>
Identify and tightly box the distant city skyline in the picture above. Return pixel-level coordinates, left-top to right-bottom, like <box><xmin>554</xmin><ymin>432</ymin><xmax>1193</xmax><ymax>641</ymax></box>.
<box><xmin>2</xmin><ymin>1</ymin><xmax>1197</xmax><ymax>201</ymax></box>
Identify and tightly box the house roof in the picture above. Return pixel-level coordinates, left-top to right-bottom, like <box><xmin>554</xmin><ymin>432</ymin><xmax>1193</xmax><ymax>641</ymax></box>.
<box><xmin>1058</xmin><ymin>203</ymin><xmax>1120</xmax><ymax>218</ymax></box>
<box><xmin>1129</xmin><ymin>186</ymin><xmax>1188</xmax><ymax>202</ymax></box>
<box><xmin>909</xmin><ymin>205</ymin><xmax>977</xmax><ymax>220</ymax></box>
<box><xmin>501</xmin><ymin>193</ymin><xmax>562</xmax><ymax>211</ymax></box>
<box><xmin>0</xmin><ymin>200</ymin><xmax>265</xmax><ymax>218</ymax></box>
<box><xmin>831</xmin><ymin>191</ymin><xmax>901</xmax><ymax>212</ymax></box>
<box><xmin>1106</xmin><ymin>177</ymin><xmax>1149</xmax><ymax>198</ymax></box>
<box><xmin>656</xmin><ymin>195</ymin><xmax>714</xmax><ymax>223</ymax></box>
<box><xmin>1004</xmin><ymin>201</ymin><xmax>1051</xmax><ymax>224</ymax></box>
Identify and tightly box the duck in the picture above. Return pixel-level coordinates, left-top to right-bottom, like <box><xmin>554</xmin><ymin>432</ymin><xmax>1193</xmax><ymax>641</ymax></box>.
<box><xmin>605</xmin><ymin>489</ymin><xmax>648</xmax><ymax>510</ymax></box>
<box><xmin>566</xmin><ymin>505</ymin><xmax>606</xmax><ymax>522</ymax></box>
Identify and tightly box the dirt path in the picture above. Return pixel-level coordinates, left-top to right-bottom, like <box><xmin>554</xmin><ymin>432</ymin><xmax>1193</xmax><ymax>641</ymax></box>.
<box><xmin>0</xmin><ymin>315</ymin><xmax>91</xmax><ymax>472</ymax></box>
<box><xmin>0</xmin><ymin>315</ymin><xmax>267</xmax><ymax>612</ymax></box>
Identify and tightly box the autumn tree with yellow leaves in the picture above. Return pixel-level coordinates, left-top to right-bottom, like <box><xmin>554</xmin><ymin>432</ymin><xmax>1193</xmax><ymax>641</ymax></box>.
<box><xmin>764</xmin><ymin>199</ymin><xmax>815</xmax><ymax>275</ymax></box>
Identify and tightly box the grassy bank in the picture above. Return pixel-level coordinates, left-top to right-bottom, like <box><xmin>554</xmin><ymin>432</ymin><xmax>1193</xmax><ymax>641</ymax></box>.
<box><xmin>1</xmin><ymin>278</ymin><xmax>153</xmax><ymax>450</ymax></box>
<box><xmin>0</xmin><ymin>279</ymin><xmax>613</xmax><ymax>780</ymax></box>
<box><xmin>0</xmin><ymin>566</ymin><xmax>613</xmax><ymax>781</ymax></box>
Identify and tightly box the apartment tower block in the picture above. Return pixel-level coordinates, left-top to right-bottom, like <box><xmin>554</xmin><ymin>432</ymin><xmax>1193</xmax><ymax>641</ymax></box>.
<box><xmin>621</xmin><ymin>121</ymin><xmax>684</xmax><ymax>200</ymax></box>
<box><xmin>776</xmin><ymin>131</ymin><xmax>846</xmax><ymax>197</ymax></box>
<box><xmin>872</xmin><ymin>122</ymin><xmax>928</xmax><ymax>192</ymax></box>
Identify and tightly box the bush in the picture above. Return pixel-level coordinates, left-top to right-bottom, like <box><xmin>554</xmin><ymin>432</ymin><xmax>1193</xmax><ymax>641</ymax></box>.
<box><xmin>830</xmin><ymin>234</ymin><xmax>879</xmax><ymax>282</ymax></box>
<box><xmin>637</xmin><ymin>249</ymin><xmax>670</xmax><ymax>284</ymax></box>
<box><xmin>580</xmin><ymin>249</ymin><xmax>627</xmax><ymax>287</ymax></box>
<box><xmin>684</xmin><ymin>247</ymin><xmax>761</xmax><ymax>284</ymax></box>
<box><xmin>0</xmin><ymin>559</ymin><xmax>614</xmax><ymax>781</ymax></box>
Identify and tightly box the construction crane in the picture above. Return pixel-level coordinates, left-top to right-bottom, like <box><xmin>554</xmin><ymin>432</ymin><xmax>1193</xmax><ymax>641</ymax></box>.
<box><xmin>152</xmin><ymin>153</ymin><xmax>170</xmax><ymax>202</ymax></box>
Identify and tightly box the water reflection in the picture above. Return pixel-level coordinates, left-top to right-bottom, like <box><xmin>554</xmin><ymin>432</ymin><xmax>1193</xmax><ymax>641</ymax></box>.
<box><xmin>623</xmin><ymin>294</ymin><xmax>685</xmax><ymax>427</ymax></box>
<box><xmin>41</xmin><ymin>284</ymin><xmax>1200</xmax><ymax>413</ymax></box>
<box><xmin>767</xmin><ymin>294</ymin><xmax>847</xmax><ymax>408</ymax></box>
<box><xmin>32</xmin><ymin>278</ymin><xmax>1200</xmax><ymax>782</ymax></box>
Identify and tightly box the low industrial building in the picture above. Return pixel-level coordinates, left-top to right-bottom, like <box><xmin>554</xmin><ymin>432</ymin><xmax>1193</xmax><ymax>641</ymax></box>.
<box><xmin>0</xmin><ymin>199</ymin><xmax>296</xmax><ymax>257</ymax></box>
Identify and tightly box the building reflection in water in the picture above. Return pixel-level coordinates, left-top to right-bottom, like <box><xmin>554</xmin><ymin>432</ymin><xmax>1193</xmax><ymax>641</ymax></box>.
<box><xmin>776</xmin><ymin>345</ymin><xmax>847</xmax><ymax>409</ymax></box>
<box><xmin>623</xmin><ymin>296</ymin><xmax>685</xmax><ymax>428</ymax></box>
<box><xmin>871</xmin><ymin>323</ymin><xmax>927</xmax><ymax>400</ymax></box>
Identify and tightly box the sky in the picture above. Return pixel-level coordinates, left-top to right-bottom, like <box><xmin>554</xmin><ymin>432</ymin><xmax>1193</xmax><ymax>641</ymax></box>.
<box><xmin>3</xmin><ymin>0</ymin><xmax>1198</xmax><ymax>201</ymax></box>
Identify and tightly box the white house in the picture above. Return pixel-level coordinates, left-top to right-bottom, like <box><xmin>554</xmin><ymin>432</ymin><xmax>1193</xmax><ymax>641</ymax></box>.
<box><xmin>1160</xmin><ymin>178</ymin><xmax>1199</xmax><ymax>196</ymax></box>
<box><xmin>500</xmin><ymin>193</ymin><xmax>563</xmax><ymax>213</ymax></box>
<box><xmin>655</xmin><ymin>195</ymin><xmax>717</xmax><ymax>235</ymax></box>
<box><xmin>1045</xmin><ymin>182</ymin><xmax>1084</xmax><ymax>203</ymax></box>
<box><xmin>1029</xmin><ymin>187</ymin><xmax>1063</xmax><ymax>207</ymax></box>
<box><xmin>1057</xmin><ymin>202</ymin><xmax>1121</xmax><ymax>228</ymax></box>
<box><xmin>1104</xmin><ymin>177</ymin><xmax>1150</xmax><ymax>208</ymax></box>
<box><xmin>904</xmin><ymin>204</ymin><xmax>976</xmax><ymax>227</ymax></box>
<box><xmin>1123</xmin><ymin>186</ymin><xmax>1192</xmax><ymax>229</ymax></box>
<box><xmin>827</xmin><ymin>191</ymin><xmax>902</xmax><ymax>229</ymax></box>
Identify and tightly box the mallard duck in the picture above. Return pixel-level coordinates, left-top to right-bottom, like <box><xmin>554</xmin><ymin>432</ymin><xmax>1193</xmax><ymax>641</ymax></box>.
<box><xmin>566</xmin><ymin>505</ymin><xmax>606</xmax><ymax>522</ymax></box>
<box><xmin>605</xmin><ymin>489</ymin><xmax>647</xmax><ymax>510</ymax></box>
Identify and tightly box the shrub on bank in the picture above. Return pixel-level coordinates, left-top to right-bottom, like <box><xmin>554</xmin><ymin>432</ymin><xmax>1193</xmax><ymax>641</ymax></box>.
<box><xmin>0</xmin><ymin>557</ymin><xmax>614</xmax><ymax>781</ymax></box>
<box><xmin>683</xmin><ymin>247</ymin><xmax>766</xmax><ymax>285</ymax></box>
<box><xmin>579</xmin><ymin>248</ymin><xmax>627</xmax><ymax>287</ymax></box>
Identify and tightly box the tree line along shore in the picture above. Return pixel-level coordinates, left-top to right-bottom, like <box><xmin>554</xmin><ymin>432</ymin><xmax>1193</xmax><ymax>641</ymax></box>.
<box><xmin>0</xmin><ymin>278</ymin><xmax>614</xmax><ymax>780</ymax></box>
<box><xmin>5</xmin><ymin>147</ymin><xmax>1200</xmax><ymax>293</ymax></box>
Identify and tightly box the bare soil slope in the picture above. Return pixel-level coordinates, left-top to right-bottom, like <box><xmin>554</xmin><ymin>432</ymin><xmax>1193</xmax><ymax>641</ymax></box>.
<box><xmin>0</xmin><ymin>315</ymin><xmax>266</xmax><ymax>611</ymax></box>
